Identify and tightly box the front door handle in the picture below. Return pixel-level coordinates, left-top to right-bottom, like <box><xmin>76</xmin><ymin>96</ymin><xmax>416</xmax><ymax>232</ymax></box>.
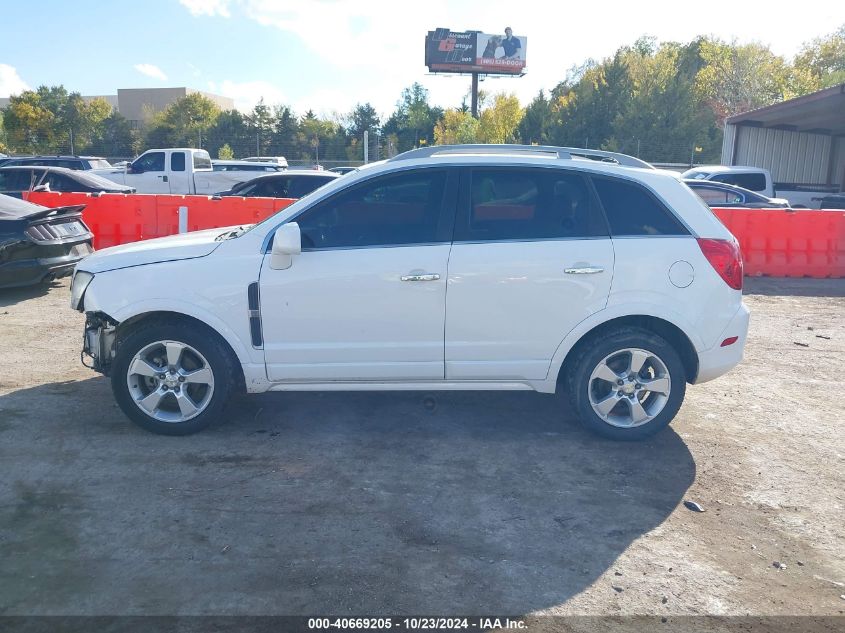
<box><xmin>564</xmin><ymin>266</ymin><xmax>604</xmax><ymax>275</ymax></box>
<box><xmin>401</xmin><ymin>273</ymin><xmax>440</xmax><ymax>282</ymax></box>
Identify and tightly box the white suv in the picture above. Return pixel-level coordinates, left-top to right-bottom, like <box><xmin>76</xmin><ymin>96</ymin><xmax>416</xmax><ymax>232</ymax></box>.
<box><xmin>71</xmin><ymin>145</ymin><xmax>749</xmax><ymax>440</ymax></box>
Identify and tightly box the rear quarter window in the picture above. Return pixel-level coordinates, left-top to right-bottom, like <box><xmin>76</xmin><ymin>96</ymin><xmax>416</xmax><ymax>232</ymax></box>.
<box><xmin>592</xmin><ymin>176</ymin><xmax>688</xmax><ymax>236</ymax></box>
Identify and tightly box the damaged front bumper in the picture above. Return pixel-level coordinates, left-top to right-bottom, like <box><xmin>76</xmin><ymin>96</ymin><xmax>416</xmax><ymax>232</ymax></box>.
<box><xmin>82</xmin><ymin>312</ymin><xmax>117</xmax><ymax>375</ymax></box>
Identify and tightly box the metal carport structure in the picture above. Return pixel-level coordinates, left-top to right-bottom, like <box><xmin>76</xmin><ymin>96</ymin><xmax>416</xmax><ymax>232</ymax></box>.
<box><xmin>721</xmin><ymin>83</ymin><xmax>845</xmax><ymax>192</ymax></box>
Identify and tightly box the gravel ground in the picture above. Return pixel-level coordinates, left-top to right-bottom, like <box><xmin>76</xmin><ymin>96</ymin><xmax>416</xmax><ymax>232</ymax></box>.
<box><xmin>0</xmin><ymin>277</ymin><xmax>843</xmax><ymax>618</ymax></box>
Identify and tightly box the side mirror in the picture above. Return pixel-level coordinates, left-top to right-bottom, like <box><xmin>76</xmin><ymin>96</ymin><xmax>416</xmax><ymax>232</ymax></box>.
<box><xmin>270</xmin><ymin>222</ymin><xmax>301</xmax><ymax>270</ymax></box>
<box><xmin>128</xmin><ymin>163</ymin><xmax>142</xmax><ymax>174</ymax></box>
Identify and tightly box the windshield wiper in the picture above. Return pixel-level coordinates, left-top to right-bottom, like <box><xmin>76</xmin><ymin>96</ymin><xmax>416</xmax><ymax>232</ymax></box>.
<box><xmin>215</xmin><ymin>226</ymin><xmax>246</xmax><ymax>241</ymax></box>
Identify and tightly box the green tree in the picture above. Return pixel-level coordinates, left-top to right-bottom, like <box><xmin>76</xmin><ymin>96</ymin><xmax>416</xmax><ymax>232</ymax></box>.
<box><xmin>217</xmin><ymin>143</ymin><xmax>234</xmax><ymax>159</ymax></box>
<box><xmin>64</xmin><ymin>94</ymin><xmax>112</xmax><ymax>153</ymax></box>
<box><xmin>794</xmin><ymin>24</ymin><xmax>845</xmax><ymax>88</ymax></box>
<box><xmin>383</xmin><ymin>83</ymin><xmax>442</xmax><ymax>152</ymax></box>
<box><xmin>478</xmin><ymin>93</ymin><xmax>524</xmax><ymax>144</ymax></box>
<box><xmin>517</xmin><ymin>91</ymin><xmax>554</xmax><ymax>145</ymax></box>
<box><xmin>146</xmin><ymin>93</ymin><xmax>221</xmax><ymax>148</ymax></box>
<box><xmin>434</xmin><ymin>109</ymin><xmax>479</xmax><ymax>144</ymax></box>
<box><xmin>347</xmin><ymin>102</ymin><xmax>381</xmax><ymax>139</ymax></box>
<box><xmin>695</xmin><ymin>39</ymin><xmax>798</xmax><ymax>124</ymax></box>
<box><xmin>90</xmin><ymin>111</ymin><xmax>141</xmax><ymax>158</ymax></box>
<box><xmin>2</xmin><ymin>90</ymin><xmax>56</xmax><ymax>153</ymax></box>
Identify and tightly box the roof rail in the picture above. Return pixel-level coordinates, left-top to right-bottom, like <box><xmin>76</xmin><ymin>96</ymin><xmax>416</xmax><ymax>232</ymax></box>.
<box><xmin>387</xmin><ymin>144</ymin><xmax>653</xmax><ymax>169</ymax></box>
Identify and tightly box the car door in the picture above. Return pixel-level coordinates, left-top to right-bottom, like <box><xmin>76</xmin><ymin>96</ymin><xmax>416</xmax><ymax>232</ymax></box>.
<box><xmin>167</xmin><ymin>151</ymin><xmax>191</xmax><ymax>194</ymax></box>
<box><xmin>260</xmin><ymin>167</ymin><xmax>457</xmax><ymax>382</ymax></box>
<box><xmin>445</xmin><ymin>167</ymin><xmax>614</xmax><ymax>381</ymax></box>
<box><xmin>129</xmin><ymin>151</ymin><xmax>170</xmax><ymax>193</ymax></box>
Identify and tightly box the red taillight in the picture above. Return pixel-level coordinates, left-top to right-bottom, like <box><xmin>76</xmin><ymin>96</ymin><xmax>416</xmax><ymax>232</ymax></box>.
<box><xmin>697</xmin><ymin>238</ymin><xmax>743</xmax><ymax>290</ymax></box>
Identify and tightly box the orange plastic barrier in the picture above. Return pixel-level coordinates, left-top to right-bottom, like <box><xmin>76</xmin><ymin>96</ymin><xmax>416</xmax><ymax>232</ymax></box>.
<box><xmin>17</xmin><ymin>193</ymin><xmax>845</xmax><ymax>278</ymax></box>
<box><xmin>22</xmin><ymin>192</ymin><xmax>294</xmax><ymax>250</ymax></box>
<box><xmin>713</xmin><ymin>208</ymin><xmax>845</xmax><ymax>278</ymax></box>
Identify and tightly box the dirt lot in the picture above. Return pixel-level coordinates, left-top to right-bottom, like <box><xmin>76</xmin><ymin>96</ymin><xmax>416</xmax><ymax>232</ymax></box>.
<box><xmin>0</xmin><ymin>277</ymin><xmax>843</xmax><ymax>618</ymax></box>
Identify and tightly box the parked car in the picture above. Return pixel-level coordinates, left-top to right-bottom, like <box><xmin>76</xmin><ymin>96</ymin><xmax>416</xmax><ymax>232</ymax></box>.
<box><xmin>71</xmin><ymin>144</ymin><xmax>749</xmax><ymax>439</ymax></box>
<box><xmin>91</xmin><ymin>148</ymin><xmax>263</xmax><ymax>195</ymax></box>
<box><xmin>242</xmin><ymin>156</ymin><xmax>289</xmax><ymax>168</ymax></box>
<box><xmin>0</xmin><ymin>193</ymin><xmax>93</xmax><ymax>289</ymax></box>
<box><xmin>682</xmin><ymin>165</ymin><xmax>836</xmax><ymax>209</ymax></box>
<box><xmin>329</xmin><ymin>166</ymin><xmax>359</xmax><ymax>175</ymax></box>
<box><xmin>0</xmin><ymin>155</ymin><xmax>113</xmax><ymax>170</ymax></box>
<box><xmin>212</xmin><ymin>160</ymin><xmax>283</xmax><ymax>173</ymax></box>
<box><xmin>214</xmin><ymin>171</ymin><xmax>339</xmax><ymax>198</ymax></box>
<box><xmin>684</xmin><ymin>180</ymin><xmax>791</xmax><ymax>208</ymax></box>
<box><xmin>0</xmin><ymin>166</ymin><xmax>136</xmax><ymax>194</ymax></box>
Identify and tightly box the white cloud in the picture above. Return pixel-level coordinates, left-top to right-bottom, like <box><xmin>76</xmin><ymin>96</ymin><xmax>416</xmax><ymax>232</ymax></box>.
<box><xmin>179</xmin><ymin>0</ymin><xmax>232</xmax><ymax>17</ymax></box>
<box><xmin>208</xmin><ymin>79</ymin><xmax>288</xmax><ymax>112</ymax></box>
<box><xmin>134</xmin><ymin>63</ymin><xmax>168</xmax><ymax>81</ymax></box>
<box><xmin>0</xmin><ymin>63</ymin><xmax>30</xmax><ymax>97</ymax></box>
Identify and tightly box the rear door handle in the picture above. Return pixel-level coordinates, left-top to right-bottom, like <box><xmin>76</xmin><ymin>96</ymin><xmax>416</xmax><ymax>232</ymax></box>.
<box><xmin>564</xmin><ymin>266</ymin><xmax>604</xmax><ymax>274</ymax></box>
<box><xmin>401</xmin><ymin>273</ymin><xmax>440</xmax><ymax>282</ymax></box>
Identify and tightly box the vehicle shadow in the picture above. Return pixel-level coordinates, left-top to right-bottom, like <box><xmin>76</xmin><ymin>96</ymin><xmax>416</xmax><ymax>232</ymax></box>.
<box><xmin>743</xmin><ymin>276</ymin><xmax>845</xmax><ymax>297</ymax></box>
<box><xmin>0</xmin><ymin>378</ymin><xmax>695</xmax><ymax>615</ymax></box>
<box><xmin>0</xmin><ymin>280</ymin><xmax>64</xmax><ymax>308</ymax></box>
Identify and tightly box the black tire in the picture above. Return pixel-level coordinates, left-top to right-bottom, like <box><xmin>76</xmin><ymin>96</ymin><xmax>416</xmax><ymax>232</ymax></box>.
<box><xmin>110</xmin><ymin>320</ymin><xmax>237</xmax><ymax>436</ymax></box>
<box><xmin>566</xmin><ymin>327</ymin><xmax>687</xmax><ymax>441</ymax></box>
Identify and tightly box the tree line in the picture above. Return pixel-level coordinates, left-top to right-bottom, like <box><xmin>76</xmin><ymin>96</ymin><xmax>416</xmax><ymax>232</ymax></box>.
<box><xmin>1</xmin><ymin>26</ymin><xmax>842</xmax><ymax>164</ymax></box>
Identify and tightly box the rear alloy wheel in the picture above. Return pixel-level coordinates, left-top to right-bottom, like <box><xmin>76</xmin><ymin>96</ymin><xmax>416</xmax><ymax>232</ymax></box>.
<box><xmin>111</xmin><ymin>322</ymin><xmax>235</xmax><ymax>435</ymax></box>
<box><xmin>568</xmin><ymin>328</ymin><xmax>686</xmax><ymax>440</ymax></box>
<box><xmin>588</xmin><ymin>348</ymin><xmax>671</xmax><ymax>428</ymax></box>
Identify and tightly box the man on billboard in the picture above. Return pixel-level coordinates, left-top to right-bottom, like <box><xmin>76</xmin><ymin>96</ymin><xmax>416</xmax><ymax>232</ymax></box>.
<box><xmin>501</xmin><ymin>27</ymin><xmax>522</xmax><ymax>59</ymax></box>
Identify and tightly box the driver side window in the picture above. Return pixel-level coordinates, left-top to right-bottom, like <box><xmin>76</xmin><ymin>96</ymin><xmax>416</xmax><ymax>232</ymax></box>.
<box><xmin>134</xmin><ymin>152</ymin><xmax>165</xmax><ymax>172</ymax></box>
<box><xmin>295</xmin><ymin>170</ymin><xmax>448</xmax><ymax>250</ymax></box>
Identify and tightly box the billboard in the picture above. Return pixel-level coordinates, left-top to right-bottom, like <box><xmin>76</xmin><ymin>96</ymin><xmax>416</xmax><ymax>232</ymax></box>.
<box><xmin>425</xmin><ymin>28</ymin><xmax>527</xmax><ymax>75</ymax></box>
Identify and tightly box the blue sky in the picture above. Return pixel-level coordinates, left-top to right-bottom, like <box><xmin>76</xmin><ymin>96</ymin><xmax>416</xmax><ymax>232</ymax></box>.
<box><xmin>1</xmin><ymin>0</ymin><xmax>842</xmax><ymax>119</ymax></box>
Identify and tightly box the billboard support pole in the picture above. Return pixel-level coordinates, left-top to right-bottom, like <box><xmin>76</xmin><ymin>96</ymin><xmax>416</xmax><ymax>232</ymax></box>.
<box><xmin>471</xmin><ymin>73</ymin><xmax>479</xmax><ymax>118</ymax></box>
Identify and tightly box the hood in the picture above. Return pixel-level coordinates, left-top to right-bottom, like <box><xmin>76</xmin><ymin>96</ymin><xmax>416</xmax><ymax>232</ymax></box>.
<box><xmin>79</xmin><ymin>226</ymin><xmax>237</xmax><ymax>273</ymax></box>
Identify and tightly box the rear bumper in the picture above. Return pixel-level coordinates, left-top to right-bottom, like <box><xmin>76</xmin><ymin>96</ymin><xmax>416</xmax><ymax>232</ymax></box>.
<box><xmin>693</xmin><ymin>302</ymin><xmax>750</xmax><ymax>384</ymax></box>
<box><xmin>0</xmin><ymin>242</ymin><xmax>93</xmax><ymax>289</ymax></box>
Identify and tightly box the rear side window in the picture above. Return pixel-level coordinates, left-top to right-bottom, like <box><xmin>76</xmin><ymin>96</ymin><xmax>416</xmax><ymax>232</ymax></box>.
<box><xmin>592</xmin><ymin>177</ymin><xmax>688</xmax><ymax>236</ymax></box>
<box><xmin>193</xmin><ymin>151</ymin><xmax>212</xmax><ymax>170</ymax></box>
<box><xmin>44</xmin><ymin>172</ymin><xmax>79</xmax><ymax>192</ymax></box>
<box><xmin>712</xmin><ymin>172</ymin><xmax>766</xmax><ymax>192</ymax></box>
<box><xmin>455</xmin><ymin>168</ymin><xmax>607</xmax><ymax>241</ymax></box>
<box><xmin>171</xmin><ymin>152</ymin><xmax>186</xmax><ymax>172</ymax></box>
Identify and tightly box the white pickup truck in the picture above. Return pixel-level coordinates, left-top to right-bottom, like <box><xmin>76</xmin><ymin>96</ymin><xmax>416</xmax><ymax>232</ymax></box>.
<box><xmin>682</xmin><ymin>165</ymin><xmax>839</xmax><ymax>209</ymax></box>
<box><xmin>92</xmin><ymin>148</ymin><xmax>261</xmax><ymax>195</ymax></box>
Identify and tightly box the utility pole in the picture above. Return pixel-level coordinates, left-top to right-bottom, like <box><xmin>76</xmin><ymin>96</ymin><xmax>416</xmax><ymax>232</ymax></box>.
<box><xmin>471</xmin><ymin>72</ymin><xmax>479</xmax><ymax>118</ymax></box>
<box><xmin>364</xmin><ymin>130</ymin><xmax>369</xmax><ymax>164</ymax></box>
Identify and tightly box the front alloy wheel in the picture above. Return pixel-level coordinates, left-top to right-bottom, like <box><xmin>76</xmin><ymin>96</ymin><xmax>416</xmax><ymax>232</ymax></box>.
<box><xmin>126</xmin><ymin>341</ymin><xmax>215</xmax><ymax>423</ymax></box>
<box><xmin>111</xmin><ymin>321</ymin><xmax>236</xmax><ymax>435</ymax></box>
